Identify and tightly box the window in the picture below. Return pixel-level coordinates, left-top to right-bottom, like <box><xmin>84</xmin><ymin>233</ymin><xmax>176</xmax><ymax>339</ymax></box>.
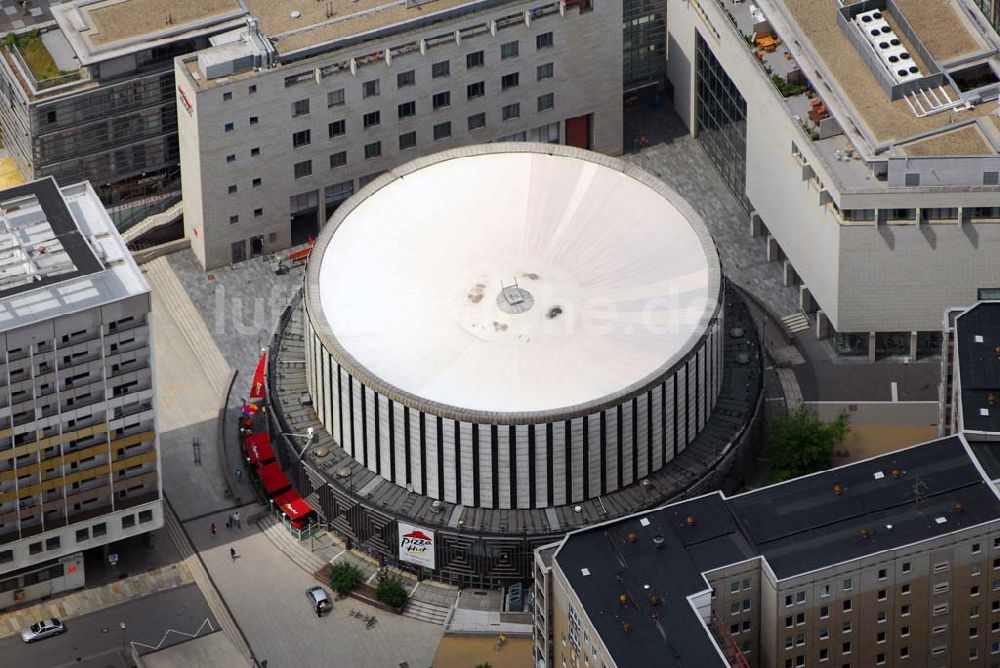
<box><xmin>294</xmin><ymin>160</ymin><xmax>312</xmax><ymax>178</ymax></box>
<box><xmin>29</xmin><ymin>542</ymin><xmax>42</xmax><ymax>555</ymax></box>
<box><xmin>878</xmin><ymin>568</ymin><xmax>887</xmax><ymax>580</ymax></box>
<box><xmin>93</xmin><ymin>523</ymin><xmax>107</xmax><ymax>537</ymax></box>
<box><xmin>743</xmin><ymin>578</ymin><xmax>752</xmax><ymax>590</ymax></box>
<box><xmin>502</xmin><ymin>103</ymin><xmax>520</xmax><ymax>121</ymax></box>
<box><xmin>900</xmin><ymin>646</ymin><xmax>909</xmax><ymax>658</ymax></box>
<box><xmin>254</xmin><ymin>208</ymin><xmax>263</xmax><ymax>217</ymax></box>
<box><xmin>842</xmin><ymin>578</ymin><xmax>853</xmax><ymax>591</ymax></box>
<box><xmin>901</xmin><ymin>604</ymin><xmax>910</xmax><ymax>616</ymax></box>
<box><xmin>843</xmin><ymin>599</ymin><xmax>852</xmax><ymax>612</ymax></box>
<box><xmin>329</xmin><ymin>120</ymin><xmax>346</xmax><ymax>138</ymax></box>
<box><xmin>901</xmin><ymin>625</ymin><xmax>910</xmax><ymax>637</ymax></box>
<box><xmin>538</xmin><ymin>93</ymin><xmax>554</xmax><ymax>111</ymax></box>
<box><xmin>327</xmin><ymin>89</ymin><xmax>345</xmax><ymax>107</ymax></box>
<box><xmin>252</xmin><ymin>177</ymin><xmax>261</xmax><ymax>187</ymax></box>
<box><xmin>399</xmin><ymin>132</ymin><xmax>417</xmax><ymax>151</ymax></box>
<box><xmin>974</xmin><ymin>543</ymin><xmax>982</xmax><ymax>554</ymax></box>
<box><xmin>467</xmin><ymin>81</ymin><xmax>485</xmax><ymax>99</ymax></box>
<box><xmin>536</xmin><ymin>32</ymin><xmax>553</xmax><ymax>49</ymax></box>
<box><xmin>877</xmin><ymin>631</ymin><xmax>886</xmax><ymax>643</ymax></box>
<box><xmin>843</xmin><ymin>620</ymin><xmax>852</xmax><ymax>634</ymax></box>
<box><xmin>466</xmin><ymin>50</ymin><xmax>485</xmax><ymax>69</ymax></box>
<box><xmin>901</xmin><ymin>584</ymin><xmax>911</xmax><ymax>595</ymax></box>
<box><xmin>820</xmin><ymin>606</ymin><xmax>829</xmax><ymax>619</ymax></box>
<box><xmin>433</xmin><ymin>91</ymin><xmax>451</xmax><ymax>110</ymax></box>
<box><xmin>46</xmin><ymin>536</ymin><xmax>60</xmax><ymax>550</ymax></box>
<box><xmin>224</xmin><ymin>122</ymin><xmax>234</xmax><ymax>132</ymax></box>
<box><xmin>501</xmin><ymin>40</ymin><xmax>519</xmax><ymax>59</ymax></box>
<box><xmin>226</xmin><ymin>154</ymin><xmax>236</xmax><ymax>163</ymax></box>
<box><xmin>360</xmin><ymin>172</ymin><xmax>383</xmax><ymax>188</ymax></box>
<box><xmin>742</xmin><ymin>599</ymin><xmax>751</xmax><ymax>612</ymax></box>
<box><xmin>974</xmin><ymin>586</ymin><xmax>982</xmax><ymax>597</ymax></box>
<box><xmin>398</xmin><ymin>101</ymin><xmax>416</xmax><ymax>119</ymax></box>
<box><xmin>985</xmin><ymin>172</ymin><xmax>999</xmax><ymax>186</ymax></box>
<box><xmin>432</xmin><ymin>60</ymin><xmax>450</xmax><ymax>78</ymax></box>
<box><xmin>330</xmin><ymin>151</ymin><xmax>347</xmax><ymax>168</ymax></box>
<box><xmin>795</xmin><ymin>612</ymin><xmax>805</xmax><ymax>625</ymax></box>
<box><xmin>75</xmin><ymin>528</ymin><xmax>89</xmax><ymax>542</ymax></box>
<box><xmin>223</xmin><ymin>91</ymin><xmax>232</xmax><ymax>101</ymax></box>
<box><xmin>820</xmin><ymin>585</ymin><xmax>830</xmax><ymax>598</ymax></box>
<box><xmin>292</xmin><ymin>99</ymin><xmax>310</xmax><ymax>116</ymax></box>
<box><xmin>820</xmin><ymin>627</ymin><xmax>829</xmax><ymax>639</ymax></box>
<box><xmin>229</xmin><ymin>215</ymin><xmax>239</xmax><ymax>224</ymax></box>
<box><xmin>842</xmin><ymin>641</ymin><xmax>851</xmax><ymax>655</ymax></box>
<box><xmin>973</xmin><ymin>564</ymin><xmax>982</xmax><ymax>576</ymax></box>
<box><xmin>785</xmin><ymin>616</ymin><xmax>794</xmax><ymax>628</ymax></box>
<box><xmin>362</xmin><ymin>79</ymin><xmax>380</xmax><ymax>98</ymax></box>
<box><xmin>730</xmin><ymin>601</ymin><xmax>740</xmax><ymax>615</ymax></box>
<box><xmin>468</xmin><ymin>113</ymin><xmax>486</xmax><ymax>131</ymax></box>
<box><xmin>878</xmin><ymin>589</ymin><xmax>887</xmax><ymax>601</ymax></box>
<box><xmin>972</xmin><ymin>627</ymin><xmax>980</xmax><ymax>638</ymax></box>
<box><xmin>364</xmin><ymin>142</ymin><xmax>381</xmax><ymax>160</ymax></box>
<box><xmin>876</xmin><ymin>652</ymin><xmax>885</xmax><ymax>665</ymax></box>
<box><xmin>251</xmin><ymin>147</ymin><xmax>260</xmax><ymax>157</ymax></box>
<box><xmin>293</xmin><ymin>129</ymin><xmax>311</xmax><ymax>148</ymax></box>
<box><xmin>973</xmin><ymin>605</ymin><xmax>981</xmax><ymax>618</ymax></box>
<box><xmin>819</xmin><ymin>647</ymin><xmax>829</xmax><ymax>661</ymax></box>
<box><xmin>902</xmin><ymin>561</ymin><xmax>911</xmax><ymax>573</ymax></box>
<box><xmin>933</xmin><ymin>603</ymin><xmax>949</xmax><ymax>616</ymax></box>
<box><xmin>742</xmin><ymin>582</ymin><xmax>751</xmax><ymax>595</ymax></box>
<box><xmin>363</xmin><ymin>111</ymin><xmax>381</xmax><ymax>128</ymax></box>
<box><xmin>934</xmin><ymin>561</ymin><xmax>950</xmax><ymax>573</ymax></box>
<box><xmin>122</xmin><ymin>514</ymin><xmax>136</xmax><ymax>529</ymax></box>
<box><xmin>904</xmin><ymin>173</ymin><xmax>920</xmax><ymax>186</ymax></box>
<box><xmin>537</xmin><ymin>62</ymin><xmax>554</xmax><ymax>80</ymax></box>
<box><xmin>433</xmin><ymin>122</ymin><xmax>451</xmax><ymax>141</ymax></box>
<box><xmin>397</xmin><ymin>70</ymin><xmax>415</xmax><ymax>88</ymax></box>
<box><xmin>228</xmin><ymin>185</ymin><xmax>238</xmax><ymax>194</ymax></box>
<box><xmin>249</xmin><ymin>84</ymin><xmax>257</xmax><ymax>94</ymax></box>
<box><xmin>250</xmin><ymin>116</ymin><xmax>259</xmax><ymax>125</ymax></box>
<box><xmin>502</xmin><ymin>72</ymin><xmax>520</xmax><ymax>90</ymax></box>
<box><xmin>877</xmin><ymin>611</ymin><xmax>887</xmax><ymax>623</ymax></box>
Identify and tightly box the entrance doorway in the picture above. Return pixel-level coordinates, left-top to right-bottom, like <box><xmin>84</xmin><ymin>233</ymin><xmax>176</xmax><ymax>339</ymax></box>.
<box><xmin>565</xmin><ymin>113</ymin><xmax>592</xmax><ymax>149</ymax></box>
<box><xmin>289</xmin><ymin>190</ymin><xmax>320</xmax><ymax>246</ymax></box>
<box><xmin>230</xmin><ymin>240</ymin><xmax>246</xmax><ymax>264</ymax></box>
<box><xmin>250</xmin><ymin>235</ymin><xmax>264</xmax><ymax>257</ymax></box>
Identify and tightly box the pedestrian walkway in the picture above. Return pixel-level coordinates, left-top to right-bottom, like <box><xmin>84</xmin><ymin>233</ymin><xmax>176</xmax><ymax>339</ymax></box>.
<box><xmin>0</xmin><ymin>562</ymin><xmax>192</xmax><ymax>638</ymax></box>
<box><xmin>782</xmin><ymin>311</ymin><xmax>811</xmax><ymax>334</ymax></box>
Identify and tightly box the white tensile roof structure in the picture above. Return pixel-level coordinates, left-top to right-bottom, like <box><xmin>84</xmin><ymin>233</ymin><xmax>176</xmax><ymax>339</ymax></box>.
<box><xmin>311</xmin><ymin>145</ymin><xmax>721</xmax><ymax>416</ymax></box>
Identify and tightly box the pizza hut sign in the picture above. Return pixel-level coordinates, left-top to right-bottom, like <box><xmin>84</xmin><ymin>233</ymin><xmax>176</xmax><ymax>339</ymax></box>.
<box><xmin>397</xmin><ymin>522</ymin><xmax>435</xmax><ymax>570</ymax></box>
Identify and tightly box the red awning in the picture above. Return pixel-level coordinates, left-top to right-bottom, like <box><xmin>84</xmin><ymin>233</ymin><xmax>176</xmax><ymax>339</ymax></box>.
<box><xmin>244</xmin><ymin>432</ymin><xmax>275</xmax><ymax>465</ymax></box>
<box><xmin>256</xmin><ymin>461</ymin><xmax>291</xmax><ymax>496</ymax></box>
<box><xmin>249</xmin><ymin>349</ymin><xmax>268</xmax><ymax>400</ymax></box>
<box><xmin>273</xmin><ymin>489</ymin><xmax>314</xmax><ymax>521</ymax></box>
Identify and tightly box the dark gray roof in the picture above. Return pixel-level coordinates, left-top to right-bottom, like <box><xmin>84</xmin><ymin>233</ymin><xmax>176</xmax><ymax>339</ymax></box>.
<box><xmin>555</xmin><ymin>436</ymin><xmax>1000</xmax><ymax>667</ymax></box>
<box><xmin>955</xmin><ymin>302</ymin><xmax>1000</xmax><ymax>433</ymax></box>
<box><xmin>0</xmin><ymin>178</ymin><xmax>102</xmax><ymax>300</ymax></box>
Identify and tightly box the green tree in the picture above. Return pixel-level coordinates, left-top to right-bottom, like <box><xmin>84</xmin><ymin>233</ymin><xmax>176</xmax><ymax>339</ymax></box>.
<box><xmin>328</xmin><ymin>562</ymin><xmax>362</xmax><ymax>595</ymax></box>
<box><xmin>766</xmin><ymin>405</ymin><xmax>849</xmax><ymax>483</ymax></box>
<box><xmin>375</xmin><ymin>575</ymin><xmax>409</xmax><ymax>608</ymax></box>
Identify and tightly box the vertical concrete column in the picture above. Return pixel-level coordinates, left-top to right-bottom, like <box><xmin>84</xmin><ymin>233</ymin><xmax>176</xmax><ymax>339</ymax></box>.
<box><xmin>909</xmin><ymin>330</ymin><xmax>918</xmax><ymax>361</ymax></box>
<box><xmin>749</xmin><ymin>212</ymin><xmax>763</xmax><ymax>238</ymax></box>
<box><xmin>799</xmin><ymin>285</ymin><xmax>815</xmax><ymax>314</ymax></box>
<box><xmin>783</xmin><ymin>260</ymin><xmax>796</xmax><ymax>287</ymax></box>
<box><xmin>868</xmin><ymin>331</ymin><xmax>877</xmax><ymax>364</ymax></box>
<box><xmin>766</xmin><ymin>235</ymin><xmax>779</xmax><ymax>263</ymax></box>
<box><xmin>815</xmin><ymin>310</ymin><xmax>831</xmax><ymax>340</ymax></box>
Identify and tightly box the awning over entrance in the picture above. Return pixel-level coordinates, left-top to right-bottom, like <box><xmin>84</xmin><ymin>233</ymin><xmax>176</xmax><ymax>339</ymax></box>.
<box><xmin>249</xmin><ymin>349</ymin><xmax>268</xmax><ymax>400</ymax></box>
<box><xmin>256</xmin><ymin>461</ymin><xmax>291</xmax><ymax>496</ymax></box>
<box><xmin>273</xmin><ymin>489</ymin><xmax>314</xmax><ymax>522</ymax></box>
<box><xmin>244</xmin><ymin>432</ymin><xmax>274</xmax><ymax>465</ymax></box>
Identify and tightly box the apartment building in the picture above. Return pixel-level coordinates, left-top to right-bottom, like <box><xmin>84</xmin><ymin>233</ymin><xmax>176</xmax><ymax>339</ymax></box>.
<box><xmin>534</xmin><ymin>435</ymin><xmax>1000</xmax><ymax>668</ymax></box>
<box><xmin>663</xmin><ymin>0</ymin><xmax>1000</xmax><ymax>359</ymax></box>
<box><xmin>175</xmin><ymin>0</ymin><xmax>623</xmax><ymax>270</ymax></box>
<box><xmin>0</xmin><ymin>177</ymin><xmax>161</xmax><ymax>610</ymax></box>
<box><xmin>0</xmin><ymin>0</ymin><xmax>245</xmax><ymax>209</ymax></box>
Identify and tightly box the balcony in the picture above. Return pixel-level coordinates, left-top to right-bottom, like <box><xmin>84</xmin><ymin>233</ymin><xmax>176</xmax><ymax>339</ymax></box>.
<box><xmin>4</xmin><ymin>29</ymin><xmax>86</xmax><ymax>94</ymax></box>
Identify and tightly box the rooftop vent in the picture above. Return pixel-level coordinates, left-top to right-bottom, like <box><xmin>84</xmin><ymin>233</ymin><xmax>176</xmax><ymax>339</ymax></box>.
<box><xmin>581</xmin><ymin>567</ymin><xmax>591</xmax><ymax>576</ymax></box>
<box><xmin>639</xmin><ymin>517</ymin><xmax>650</xmax><ymax>527</ymax></box>
<box><xmin>873</xmin><ymin>471</ymin><xmax>885</xmax><ymax>480</ymax></box>
<box><xmin>685</xmin><ymin>515</ymin><xmax>696</xmax><ymax>526</ymax></box>
<box><xmin>975</xmin><ymin>334</ymin><xmax>984</xmax><ymax>343</ymax></box>
<box><xmin>627</xmin><ymin>531</ymin><xmax>638</xmax><ymax>543</ymax></box>
<box><xmin>981</xmin><ymin>408</ymin><xmax>990</xmax><ymax>417</ymax></box>
<box><xmin>653</xmin><ymin>535</ymin><xmax>666</xmax><ymax>549</ymax></box>
<box><xmin>935</xmin><ymin>516</ymin><xmax>948</xmax><ymax>524</ymax></box>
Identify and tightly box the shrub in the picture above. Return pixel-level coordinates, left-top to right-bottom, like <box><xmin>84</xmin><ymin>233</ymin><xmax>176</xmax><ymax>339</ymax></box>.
<box><xmin>375</xmin><ymin>575</ymin><xmax>409</xmax><ymax>608</ymax></box>
<box><xmin>329</xmin><ymin>562</ymin><xmax>362</xmax><ymax>595</ymax></box>
<box><xmin>766</xmin><ymin>405</ymin><xmax>849</xmax><ymax>483</ymax></box>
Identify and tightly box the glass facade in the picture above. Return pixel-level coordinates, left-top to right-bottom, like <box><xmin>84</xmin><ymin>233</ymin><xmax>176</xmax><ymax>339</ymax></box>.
<box><xmin>695</xmin><ymin>32</ymin><xmax>750</xmax><ymax>212</ymax></box>
<box><xmin>623</xmin><ymin>0</ymin><xmax>666</xmax><ymax>91</ymax></box>
<box><xmin>971</xmin><ymin>0</ymin><xmax>1000</xmax><ymax>36</ymax></box>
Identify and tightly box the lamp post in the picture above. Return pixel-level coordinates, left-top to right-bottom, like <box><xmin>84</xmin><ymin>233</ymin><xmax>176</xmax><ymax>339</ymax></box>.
<box><xmin>119</xmin><ymin>621</ymin><xmax>127</xmax><ymax>666</ymax></box>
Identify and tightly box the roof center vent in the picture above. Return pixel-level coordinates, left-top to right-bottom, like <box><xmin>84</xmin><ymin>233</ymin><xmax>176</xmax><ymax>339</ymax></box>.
<box><xmin>290</xmin><ymin>10</ymin><xmax>302</xmax><ymax>18</ymax></box>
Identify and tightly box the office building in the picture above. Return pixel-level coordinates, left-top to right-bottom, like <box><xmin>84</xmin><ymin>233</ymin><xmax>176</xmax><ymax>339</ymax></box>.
<box><xmin>0</xmin><ymin>177</ymin><xmax>161</xmax><ymax>609</ymax></box>
<box><xmin>664</xmin><ymin>0</ymin><xmax>1000</xmax><ymax>358</ymax></box>
<box><xmin>0</xmin><ymin>0</ymin><xmax>246</xmax><ymax>210</ymax></box>
<box><xmin>175</xmin><ymin>0</ymin><xmax>623</xmax><ymax>269</ymax></box>
<box><xmin>535</xmin><ymin>434</ymin><xmax>1000</xmax><ymax>667</ymax></box>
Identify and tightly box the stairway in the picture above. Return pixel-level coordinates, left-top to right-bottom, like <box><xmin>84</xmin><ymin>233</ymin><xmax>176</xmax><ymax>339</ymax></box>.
<box><xmin>403</xmin><ymin>597</ymin><xmax>452</xmax><ymax>626</ymax></box>
<box><xmin>780</xmin><ymin>311</ymin><xmax>811</xmax><ymax>334</ymax></box>
<box><xmin>143</xmin><ymin>256</ymin><xmax>232</xmax><ymax>394</ymax></box>
<box><xmin>123</xmin><ymin>200</ymin><xmax>183</xmax><ymax>244</ymax></box>
<box><xmin>256</xmin><ymin>513</ymin><xmax>328</xmax><ymax>577</ymax></box>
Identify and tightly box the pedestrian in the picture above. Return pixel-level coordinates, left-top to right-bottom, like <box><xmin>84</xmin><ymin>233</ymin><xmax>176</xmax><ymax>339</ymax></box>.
<box><xmin>211</xmin><ymin>522</ymin><xmax>217</xmax><ymax>535</ymax></box>
<box><xmin>235</xmin><ymin>468</ymin><xmax>243</xmax><ymax>483</ymax></box>
<box><xmin>229</xmin><ymin>547</ymin><xmax>238</xmax><ymax>561</ymax></box>
<box><xmin>234</xmin><ymin>511</ymin><xmax>241</xmax><ymax>529</ymax></box>
<box><xmin>315</xmin><ymin>604</ymin><xmax>321</xmax><ymax>618</ymax></box>
<box><xmin>226</xmin><ymin>517</ymin><xmax>232</xmax><ymax>530</ymax></box>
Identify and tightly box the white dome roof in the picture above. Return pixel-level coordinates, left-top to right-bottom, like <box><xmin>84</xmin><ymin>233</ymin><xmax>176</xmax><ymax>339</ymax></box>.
<box><xmin>311</xmin><ymin>147</ymin><xmax>720</xmax><ymax>415</ymax></box>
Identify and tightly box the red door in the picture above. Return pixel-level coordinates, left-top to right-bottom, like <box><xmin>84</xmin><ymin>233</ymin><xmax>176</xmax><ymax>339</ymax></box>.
<box><xmin>565</xmin><ymin>114</ymin><xmax>591</xmax><ymax>150</ymax></box>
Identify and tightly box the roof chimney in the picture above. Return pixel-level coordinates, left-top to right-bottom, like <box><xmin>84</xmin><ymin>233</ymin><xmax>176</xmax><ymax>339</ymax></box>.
<box><xmin>627</xmin><ymin>531</ymin><xmax>638</xmax><ymax>543</ymax></box>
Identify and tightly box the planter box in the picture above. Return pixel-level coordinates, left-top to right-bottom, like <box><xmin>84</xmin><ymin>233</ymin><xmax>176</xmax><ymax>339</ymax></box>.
<box><xmin>345</xmin><ymin>584</ymin><xmax>406</xmax><ymax>614</ymax></box>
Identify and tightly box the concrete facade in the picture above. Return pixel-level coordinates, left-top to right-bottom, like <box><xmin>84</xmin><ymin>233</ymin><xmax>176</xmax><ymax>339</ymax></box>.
<box><xmin>175</xmin><ymin>0</ymin><xmax>623</xmax><ymax>269</ymax></box>
<box><xmin>665</xmin><ymin>0</ymin><xmax>1000</xmax><ymax>353</ymax></box>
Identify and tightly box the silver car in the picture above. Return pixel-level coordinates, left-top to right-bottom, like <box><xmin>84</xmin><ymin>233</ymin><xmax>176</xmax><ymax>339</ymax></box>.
<box><xmin>21</xmin><ymin>618</ymin><xmax>65</xmax><ymax>643</ymax></box>
<box><xmin>306</xmin><ymin>585</ymin><xmax>331</xmax><ymax>614</ymax></box>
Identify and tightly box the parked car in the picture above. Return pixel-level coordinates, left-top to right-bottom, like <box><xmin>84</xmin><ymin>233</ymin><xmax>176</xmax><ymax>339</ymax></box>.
<box><xmin>306</xmin><ymin>586</ymin><xmax>331</xmax><ymax>615</ymax></box>
<box><xmin>21</xmin><ymin>618</ymin><xmax>65</xmax><ymax>643</ymax></box>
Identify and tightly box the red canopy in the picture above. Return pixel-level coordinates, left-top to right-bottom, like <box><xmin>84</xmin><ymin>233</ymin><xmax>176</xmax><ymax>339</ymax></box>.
<box><xmin>256</xmin><ymin>461</ymin><xmax>291</xmax><ymax>495</ymax></box>
<box><xmin>273</xmin><ymin>489</ymin><xmax>315</xmax><ymax>521</ymax></box>
<box><xmin>249</xmin><ymin>350</ymin><xmax>268</xmax><ymax>400</ymax></box>
<box><xmin>244</xmin><ymin>432</ymin><xmax>275</xmax><ymax>465</ymax></box>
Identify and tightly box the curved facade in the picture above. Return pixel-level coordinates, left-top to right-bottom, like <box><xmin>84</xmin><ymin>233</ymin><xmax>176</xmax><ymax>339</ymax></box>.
<box><xmin>304</xmin><ymin>144</ymin><xmax>723</xmax><ymax>509</ymax></box>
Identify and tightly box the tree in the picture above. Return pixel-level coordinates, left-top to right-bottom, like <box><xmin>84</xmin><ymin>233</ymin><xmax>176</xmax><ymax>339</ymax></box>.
<box><xmin>329</xmin><ymin>562</ymin><xmax>362</xmax><ymax>595</ymax></box>
<box><xmin>766</xmin><ymin>405</ymin><xmax>849</xmax><ymax>483</ymax></box>
<box><xmin>374</xmin><ymin>575</ymin><xmax>409</xmax><ymax>608</ymax></box>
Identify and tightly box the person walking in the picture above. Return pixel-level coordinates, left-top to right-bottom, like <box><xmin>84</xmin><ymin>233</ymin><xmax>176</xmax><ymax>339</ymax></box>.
<box><xmin>229</xmin><ymin>547</ymin><xmax>238</xmax><ymax>561</ymax></box>
<box><xmin>210</xmin><ymin>522</ymin><xmax>217</xmax><ymax>535</ymax></box>
<box><xmin>234</xmin><ymin>511</ymin><xmax>241</xmax><ymax>529</ymax></box>
<box><xmin>226</xmin><ymin>517</ymin><xmax>232</xmax><ymax>530</ymax></box>
<box><xmin>235</xmin><ymin>468</ymin><xmax>243</xmax><ymax>483</ymax></box>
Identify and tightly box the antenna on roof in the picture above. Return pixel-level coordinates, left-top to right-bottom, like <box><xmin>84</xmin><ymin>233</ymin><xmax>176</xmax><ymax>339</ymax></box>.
<box><xmin>912</xmin><ymin>475</ymin><xmax>928</xmax><ymax>507</ymax></box>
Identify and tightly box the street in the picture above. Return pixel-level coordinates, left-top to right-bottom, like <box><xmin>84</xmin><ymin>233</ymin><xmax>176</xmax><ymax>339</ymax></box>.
<box><xmin>0</xmin><ymin>583</ymin><xmax>215</xmax><ymax>668</ymax></box>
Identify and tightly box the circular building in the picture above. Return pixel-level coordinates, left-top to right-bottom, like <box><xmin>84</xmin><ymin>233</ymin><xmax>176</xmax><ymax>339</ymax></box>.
<box><xmin>303</xmin><ymin>144</ymin><xmax>723</xmax><ymax>510</ymax></box>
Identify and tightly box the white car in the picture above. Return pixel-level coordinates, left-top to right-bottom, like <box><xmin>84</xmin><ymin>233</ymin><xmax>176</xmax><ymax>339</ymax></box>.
<box><xmin>21</xmin><ymin>618</ymin><xmax>65</xmax><ymax>643</ymax></box>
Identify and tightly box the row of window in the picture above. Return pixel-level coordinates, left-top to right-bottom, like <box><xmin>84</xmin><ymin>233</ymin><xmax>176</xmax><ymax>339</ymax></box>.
<box><xmin>0</xmin><ymin>509</ymin><xmax>153</xmax><ymax>563</ymax></box>
<box><xmin>788</xmin><ymin>641</ymin><xmax>999</xmax><ymax>667</ymax></box>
